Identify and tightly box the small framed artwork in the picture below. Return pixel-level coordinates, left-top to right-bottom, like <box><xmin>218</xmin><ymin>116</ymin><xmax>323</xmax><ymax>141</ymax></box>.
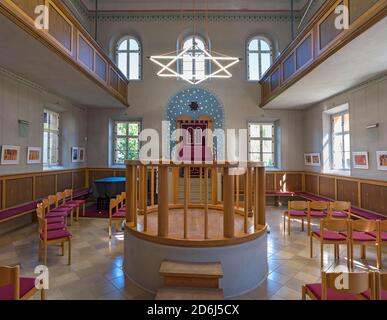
<box><xmin>1</xmin><ymin>145</ymin><xmax>20</xmax><ymax>165</ymax></box>
<box><xmin>376</xmin><ymin>151</ymin><xmax>387</xmax><ymax>171</ymax></box>
<box><xmin>311</xmin><ymin>153</ymin><xmax>321</xmax><ymax>167</ymax></box>
<box><xmin>27</xmin><ymin>147</ymin><xmax>42</xmax><ymax>164</ymax></box>
<box><xmin>79</xmin><ymin>147</ymin><xmax>85</xmax><ymax>162</ymax></box>
<box><xmin>304</xmin><ymin>154</ymin><xmax>312</xmax><ymax>165</ymax></box>
<box><xmin>352</xmin><ymin>152</ymin><xmax>369</xmax><ymax>169</ymax></box>
<box><xmin>71</xmin><ymin>147</ymin><xmax>79</xmax><ymax>162</ymax></box>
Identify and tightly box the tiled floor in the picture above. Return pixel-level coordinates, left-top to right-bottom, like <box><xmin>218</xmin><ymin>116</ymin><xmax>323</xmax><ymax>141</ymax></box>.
<box><xmin>0</xmin><ymin>206</ymin><xmax>385</xmax><ymax>300</ymax></box>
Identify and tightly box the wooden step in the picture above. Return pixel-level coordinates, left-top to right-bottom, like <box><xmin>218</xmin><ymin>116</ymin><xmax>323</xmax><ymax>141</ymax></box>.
<box><xmin>156</xmin><ymin>287</ymin><xmax>224</xmax><ymax>300</ymax></box>
<box><xmin>159</xmin><ymin>260</ymin><xmax>223</xmax><ymax>289</ymax></box>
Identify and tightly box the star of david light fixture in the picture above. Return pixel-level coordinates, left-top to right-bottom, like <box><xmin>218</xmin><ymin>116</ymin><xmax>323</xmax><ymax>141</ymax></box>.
<box><xmin>149</xmin><ymin>0</ymin><xmax>241</xmax><ymax>85</ymax></box>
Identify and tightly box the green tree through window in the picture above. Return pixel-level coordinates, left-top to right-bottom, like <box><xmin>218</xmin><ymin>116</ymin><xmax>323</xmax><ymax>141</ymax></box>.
<box><xmin>114</xmin><ymin>121</ymin><xmax>141</xmax><ymax>164</ymax></box>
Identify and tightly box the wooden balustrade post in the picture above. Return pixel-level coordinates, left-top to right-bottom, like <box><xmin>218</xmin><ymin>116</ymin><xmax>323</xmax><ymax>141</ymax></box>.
<box><xmin>158</xmin><ymin>164</ymin><xmax>169</xmax><ymax>237</ymax></box>
<box><xmin>255</xmin><ymin>166</ymin><xmax>266</xmax><ymax>227</ymax></box>
<box><xmin>151</xmin><ymin>166</ymin><xmax>155</xmax><ymax>207</ymax></box>
<box><xmin>184</xmin><ymin>166</ymin><xmax>189</xmax><ymax>239</ymax></box>
<box><xmin>236</xmin><ymin>175</ymin><xmax>240</xmax><ymax>208</ymax></box>
<box><xmin>138</xmin><ymin>166</ymin><xmax>145</xmax><ymax>215</ymax></box>
<box><xmin>172</xmin><ymin>167</ymin><xmax>179</xmax><ymax>204</ymax></box>
<box><xmin>143</xmin><ymin>166</ymin><xmax>148</xmax><ymax>231</ymax></box>
<box><xmin>244</xmin><ymin>169</ymin><xmax>249</xmax><ymax>234</ymax></box>
<box><xmin>211</xmin><ymin>167</ymin><xmax>218</xmax><ymax>205</ymax></box>
<box><xmin>125</xmin><ymin>164</ymin><xmax>133</xmax><ymax>226</ymax></box>
<box><xmin>247</xmin><ymin>167</ymin><xmax>253</xmax><ymax>216</ymax></box>
<box><xmin>223</xmin><ymin>167</ymin><xmax>235</xmax><ymax>238</ymax></box>
<box><xmin>204</xmin><ymin>167</ymin><xmax>209</xmax><ymax>239</ymax></box>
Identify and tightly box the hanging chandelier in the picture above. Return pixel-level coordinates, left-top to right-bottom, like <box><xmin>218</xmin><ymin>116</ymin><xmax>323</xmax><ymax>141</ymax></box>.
<box><xmin>149</xmin><ymin>0</ymin><xmax>240</xmax><ymax>85</ymax></box>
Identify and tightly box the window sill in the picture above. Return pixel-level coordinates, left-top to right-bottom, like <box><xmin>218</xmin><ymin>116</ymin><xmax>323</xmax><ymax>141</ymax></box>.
<box><xmin>322</xmin><ymin>169</ymin><xmax>351</xmax><ymax>177</ymax></box>
<box><xmin>43</xmin><ymin>165</ymin><xmax>65</xmax><ymax>171</ymax></box>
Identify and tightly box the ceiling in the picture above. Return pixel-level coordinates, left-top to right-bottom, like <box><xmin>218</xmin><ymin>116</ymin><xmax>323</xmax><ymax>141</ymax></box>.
<box><xmin>80</xmin><ymin>0</ymin><xmax>310</xmax><ymax>13</ymax></box>
<box><xmin>263</xmin><ymin>17</ymin><xmax>387</xmax><ymax>109</ymax></box>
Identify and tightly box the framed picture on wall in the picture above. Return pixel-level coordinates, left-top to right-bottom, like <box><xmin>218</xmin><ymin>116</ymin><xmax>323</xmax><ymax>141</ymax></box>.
<box><xmin>376</xmin><ymin>151</ymin><xmax>387</xmax><ymax>171</ymax></box>
<box><xmin>304</xmin><ymin>154</ymin><xmax>312</xmax><ymax>165</ymax></box>
<box><xmin>79</xmin><ymin>147</ymin><xmax>85</xmax><ymax>162</ymax></box>
<box><xmin>71</xmin><ymin>147</ymin><xmax>79</xmax><ymax>162</ymax></box>
<box><xmin>310</xmin><ymin>153</ymin><xmax>321</xmax><ymax>167</ymax></box>
<box><xmin>1</xmin><ymin>145</ymin><xmax>20</xmax><ymax>165</ymax></box>
<box><xmin>352</xmin><ymin>152</ymin><xmax>369</xmax><ymax>170</ymax></box>
<box><xmin>27</xmin><ymin>147</ymin><xmax>41</xmax><ymax>164</ymax></box>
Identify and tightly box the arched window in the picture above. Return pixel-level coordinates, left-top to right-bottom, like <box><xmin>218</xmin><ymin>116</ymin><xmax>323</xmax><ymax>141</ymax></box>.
<box><xmin>181</xmin><ymin>36</ymin><xmax>207</xmax><ymax>82</ymax></box>
<box><xmin>116</xmin><ymin>36</ymin><xmax>141</xmax><ymax>80</ymax></box>
<box><xmin>247</xmin><ymin>37</ymin><xmax>272</xmax><ymax>81</ymax></box>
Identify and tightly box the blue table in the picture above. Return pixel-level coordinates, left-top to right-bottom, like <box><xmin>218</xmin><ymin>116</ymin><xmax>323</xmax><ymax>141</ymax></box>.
<box><xmin>92</xmin><ymin>177</ymin><xmax>126</xmax><ymax>210</ymax></box>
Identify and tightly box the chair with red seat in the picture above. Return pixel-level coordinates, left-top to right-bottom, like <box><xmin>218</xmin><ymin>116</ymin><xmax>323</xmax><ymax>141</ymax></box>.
<box><xmin>48</xmin><ymin>194</ymin><xmax>73</xmax><ymax>225</ymax></box>
<box><xmin>41</xmin><ymin>199</ymin><xmax>68</xmax><ymax>225</ymax></box>
<box><xmin>307</xmin><ymin>201</ymin><xmax>329</xmax><ymax>236</ymax></box>
<box><xmin>64</xmin><ymin>189</ymin><xmax>86</xmax><ymax>217</ymax></box>
<box><xmin>347</xmin><ymin>220</ymin><xmax>379</xmax><ymax>269</ymax></box>
<box><xmin>0</xmin><ymin>265</ymin><xmax>44</xmax><ymax>300</ymax></box>
<box><xmin>367</xmin><ymin>220</ymin><xmax>387</xmax><ymax>269</ymax></box>
<box><xmin>302</xmin><ymin>271</ymin><xmax>375</xmax><ymax>300</ymax></box>
<box><xmin>328</xmin><ymin>201</ymin><xmax>351</xmax><ymax>219</ymax></box>
<box><xmin>36</xmin><ymin>203</ymin><xmax>66</xmax><ymax>231</ymax></box>
<box><xmin>284</xmin><ymin>201</ymin><xmax>309</xmax><ymax>235</ymax></box>
<box><xmin>109</xmin><ymin>196</ymin><xmax>126</xmax><ymax>239</ymax></box>
<box><xmin>56</xmin><ymin>192</ymin><xmax>77</xmax><ymax>225</ymax></box>
<box><xmin>310</xmin><ymin>218</ymin><xmax>350</xmax><ymax>268</ymax></box>
<box><xmin>36</xmin><ymin>206</ymin><xmax>72</xmax><ymax>266</ymax></box>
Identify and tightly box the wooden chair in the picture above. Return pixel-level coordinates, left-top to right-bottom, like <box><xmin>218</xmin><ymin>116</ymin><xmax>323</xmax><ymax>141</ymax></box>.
<box><xmin>310</xmin><ymin>218</ymin><xmax>350</xmax><ymax>268</ymax></box>
<box><xmin>109</xmin><ymin>196</ymin><xmax>126</xmax><ymax>239</ymax></box>
<box><xmin>307</xmin><ymin>201</ymin><xmax>329</xmax><ymax>236</ymax></box>
<box><xmin>40</xmin><ymin>199</ymin><xmax>68</xmax><ymax>225</ymax></box>
<box><xmin>37</xmin><ymin>206</ymin><xmax>72</xmax><ymax>266</ymax></box>
<box><xmin>367</xmin><ymin>220</ymin><xmax>387</xmax><ymax>269</ymax></box>
<box><xmin>0</xmin><ymin>265</ymin><xmax>44</xmax><ymax>300</ymax></box>
<box><xmin>348</xmin><ymin>220</ymin><xmax>380</xmax><ymax>269</ymax></box>
<box><xmin>48</xmin><ymin>194</ymin><xmax>73</xmax><ymax>225</ymax></box>
<box><xmin>64</xmin><ymin>189</ymin><xmax>86</xmax><ymax>218</ymax></box>
<box><xmin>56</xmin><ymin>192</ymin><xmax>76</xmax><ymax>225</ymax></box>
<box><xmin>37</xmin><ymin>203</ymin><xmax>66</xmax><ymax>231</ymax></box>
<box><xmin>284</xmin><ymin>201</ymin><xmax>308</xmax><ymax>235</ymax></box>
<box><xmin>302</xmin><ymin>271</ymin><xmax>375</xmax><ymax>300</ymax></box>
<box><xmin>375</xmin><ymin>272</ymin><xmax>387</xmax><ymax>300</ymax></box>
<box><xmin>329</xmin><ymin>201</ymin><xmax>351</xmax><ymax>219</ymax></box>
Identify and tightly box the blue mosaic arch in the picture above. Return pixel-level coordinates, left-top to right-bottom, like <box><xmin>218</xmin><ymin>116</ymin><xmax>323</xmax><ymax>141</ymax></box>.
<box><xmin>165</xmin><ymin>86</ymin><xmax>225</xmax><ymax>158</ymax></box>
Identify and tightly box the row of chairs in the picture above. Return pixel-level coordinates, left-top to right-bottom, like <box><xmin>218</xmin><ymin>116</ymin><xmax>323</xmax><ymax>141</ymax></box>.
<box><xmin>109</xmin><ymin>192</ymin><xmax>126</xmax><ymax>239</ymax></box>
<box><xmin>302</xmin><ymin>271</ymin><xmax>387</xmax><ymax>300</ymax></box>
<box><xmin>284</xmin><ymin>200</ymin><xmax>351</xmax><ymax>236</ymax></box>
<box><xmin>35</xmin><ymin>189</ymin><xmax>85</xmax><ymax>265</ymax></box>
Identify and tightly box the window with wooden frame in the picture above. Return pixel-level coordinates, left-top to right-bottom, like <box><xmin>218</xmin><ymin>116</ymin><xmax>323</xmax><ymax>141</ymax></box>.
<box><xmin>331</xmin><ymin>110</ymin><xmax>350</xmax><ymax>170</ymax></box>
<box><xmin>43</xmin><ymin>109</ymin><xmax>60</xmax><ymax>166</ymax></box>
<box><xmin>113</xmin><ymin>121</ymin><xmax>141</xmax><ymax>164</ymax></box>
<box><xmin>248</xmin><ymin>122</ymin><xmax>276</xmax><ymax>167</ymax></box>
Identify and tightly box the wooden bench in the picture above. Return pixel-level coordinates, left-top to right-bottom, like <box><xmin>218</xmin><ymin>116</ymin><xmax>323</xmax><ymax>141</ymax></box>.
<box><xmin>156</xmin><ymin>260</ymin><xmax>224</xmax><ymax>300</ymax></box>
<box><xmin>0</xmin><ymin>187</ymin><xmax>90</xmax><ymax>224</ymax></box>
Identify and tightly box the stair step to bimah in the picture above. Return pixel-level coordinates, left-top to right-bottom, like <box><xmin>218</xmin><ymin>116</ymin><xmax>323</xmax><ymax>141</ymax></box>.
<box><xmin>159</xmin><ymin>260</ymin><xmax>223</xmax><ymax>289</ymax></box>
<box><xmin>155</xmin><ymin>287</ymin><xmax>224</xmax><ymax>300</ymax></box>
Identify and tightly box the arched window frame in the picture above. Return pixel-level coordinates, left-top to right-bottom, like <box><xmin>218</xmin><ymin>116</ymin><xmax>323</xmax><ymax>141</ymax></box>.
<box><xmin>116</xmin><ymin>36</ymin><xmax>142</xmax><ymax>80</ymax></box>
<box><xmin>246</xmin><ymin>36</ymin><xmax>273</xmax><ymax>81</ymax></box>
<box><xmin>178</xmin><ymin>35</ymin><xmax>211</xmax><ymax>82</ymax></box>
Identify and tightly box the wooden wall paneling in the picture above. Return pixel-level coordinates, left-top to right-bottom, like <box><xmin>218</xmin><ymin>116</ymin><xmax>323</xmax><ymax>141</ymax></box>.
<box><xmin>265</xmin><ymin>173</ymin><xmax>275</xmax><ymax>191</ymax></box>
<box><xmin>95</xmin><ymin>52</ymin><xmax>107</xmax><ymax>82</ymax></box>
<box><xmin>261</xmin><ymin>78</ymin><xmax>271</xmax><ymax>99</ymax></box>
<box><xmin>276</xmin><ymin>173</ymin><xmax>302</xmax><ymax>192</ymax></box>
<box><xmin>109</xmin><ymin>68</ymin><xmax>119</xmax><ymax>92</ymax></box>
<box><xmin>361</xmin><ymin>183</ymin><xmax>387</xmax><ymax>215</ymax></box>
<box><xmin>305</xmin><ymin>174</ymin><xmax>318</xmax><ymax>194</ymax></box>
<box><xmin>5</xmin><ymin>177</ymin><xmax>33</xmax><ymax>208</ymax></box>
<box><xmin>118</xmin><ymin>77</ymin><xmax>128</xmax><ymax>98</ymax></box>
<box><xmin>337</xmin><ymin>179</ymin><xmax>359</xmax><ymax>206</ymax></box>
<box><xmin>349</xmin><ymin>0</ymin><xmax>379</xmax><ymax>23</ymax></box>
<box><xmin>0</xmin><ymin>179</ymin><xmax>3</xmax><ymax>210</ymax></box>
<box><xmin>77</xmin><ymin>32</ymin><xmax>94</xmax><ymax>71</ymax></box>
<box><xmin>296</xmin><ymin>33</ymin><xmax>313</xmax><ymax>70</ymax></box>
<box><xmin>270</xmin><ymin>68</ymin><xmax>280</xmax><ymax>92</ymax></box>
<box><xmin>73</xmin><ymin>170</ymin><xmax>86</xmax><ymax>190</ymax></box>
<box><xmin>282</xmin><ymin>52</ymin><xmax>296</xmax><ymax>82</ymax></box>
<box><xmin>57</xmin><ymin>172</ymin><xmax>72</xmax><ymax>192</ymax></box>
<box><xmin>35</xmin><ymin>174</ymin><xmax>56</xmax><ymax>199</ymax></box>
<box><xmin>47</xmin><ymin>1</ymin><xmax>73</xmax><ymax>54</ymax></box>
<box><xmin>10</xmin><ymin>0</ymin><xmax>44</xmax><ymax>20</ymax></box>
<box><xmin>318</xmin><ymin>1</ymin><xmax>344</xmax><ymax>51</ymax></box>
<box><xmin>114</xmin><ymin>170</ymin><xmax>126</xmax><ymax>177</ymax></box>
<box><xmin>319</xmin><ymin>176</ymin><xmax>335</xmax><ymax>199</ymax></box>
